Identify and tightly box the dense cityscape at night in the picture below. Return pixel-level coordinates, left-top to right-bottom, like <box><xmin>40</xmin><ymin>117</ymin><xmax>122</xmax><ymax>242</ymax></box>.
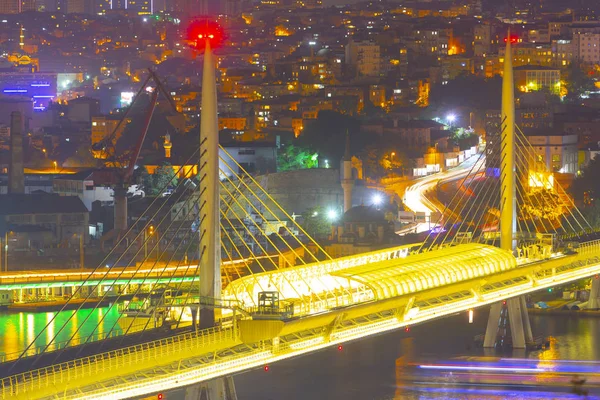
<box><xmin>3</xmin><ymin>0</ymin><xmax>600</xmax><ymax>398</ymax></box>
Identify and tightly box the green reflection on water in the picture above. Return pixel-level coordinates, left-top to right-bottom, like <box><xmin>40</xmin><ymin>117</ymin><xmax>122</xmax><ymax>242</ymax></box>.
<box><xmin>0</xmin><ymin>307</ymin><xmax>122</xmax><ymax>358</ymax></box>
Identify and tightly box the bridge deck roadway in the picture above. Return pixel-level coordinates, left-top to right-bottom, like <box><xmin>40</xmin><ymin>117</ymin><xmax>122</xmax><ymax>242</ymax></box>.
<box><xmin>3</xmin><ymin>240</ymin><xmax>600</xmax><ymax>399</ymax></box>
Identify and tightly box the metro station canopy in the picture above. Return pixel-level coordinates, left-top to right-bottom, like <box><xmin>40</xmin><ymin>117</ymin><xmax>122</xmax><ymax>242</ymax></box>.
<box><xmin>224</xmin><ymin>243</ymin><xmax>517</xmax><ymax>307</ymax></box>
<box><xmin>332</xmin><ymin>243</ymin><xmax>516</xmax><ymax>300</ymax></box>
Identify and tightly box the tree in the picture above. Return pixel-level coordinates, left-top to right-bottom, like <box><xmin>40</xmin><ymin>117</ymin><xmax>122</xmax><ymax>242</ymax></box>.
<box><xmin>133</xmin><ymin>165</ymin><xmax>153</xmax><ymax>195</ymax></box>
<box><xmin>581</xmin><ymin>202</ymin><xmax>600</xmax><ymax>229</ymax></box>
<box><xmin>362</xmin><ymin>100</ymin><xmax>386</xmax><ymax>117</ymax></box>
<box><xmin>570</xmin><ymin>155</ymin><xmax>600</xmax><ymax>227</ymax></box>
<box><xmin>150</xmin><ymin>163</ymin><xmax>178</xmax><ymax>196</ymax></box>
<box><xmin>363</xmin><ymin>144</ymin><xmax>385</xmax><ymax>178</ymax></box>
<box><xmin>295</xmin><ymin>111</ymin><xmax>368</xmax><ymax>162</ymax></box>
<box><xmin>277</xmin><ymin>144</ymin><xmax>318</xmax><ymax>171</ymax></box>
<box><xmin>301</xmin><ymin>206</ymin><xmax>332</xmax><ymax>239</ymax></box>
<box><xmin>570</xmin><ymin>156</ymin><xmax>600</xmax><ymax>204</ymax></box>
<box><xmin>452</xmin><ymin>127</ymin><xmax>479</xmax><ymax>150</ymax></box>
<box><xmin>564</xmin><ymin>63</ymin><xmax>595</xmax><ymax>103</ymax></box>
<box><xmin>62</xmin><ymin>144</ymin><xmax>98</xmax><ymax>168</ymax></box>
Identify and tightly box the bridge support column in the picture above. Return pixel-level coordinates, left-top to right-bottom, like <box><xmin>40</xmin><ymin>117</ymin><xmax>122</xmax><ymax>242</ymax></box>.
<box><xmin>484</xmin><ymin>296</ymin><xmax>532</xmax><ymax>349</ymax></box>
<box><xmin>185</xmin><ymin>377</ymin><xmax>237</xmax><ymax>400</ymax></box>
<box><xmin>589</xmin><ymin>277</ymin><xmax>600</xmax><ymax>309</ymax></box>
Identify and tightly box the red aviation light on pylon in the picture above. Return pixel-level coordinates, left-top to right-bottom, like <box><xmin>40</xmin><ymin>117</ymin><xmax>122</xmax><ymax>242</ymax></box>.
<box><xmin>187</xmin><ymin>20</ymin><xmax>225</xmax><ymax>51</ymax></box>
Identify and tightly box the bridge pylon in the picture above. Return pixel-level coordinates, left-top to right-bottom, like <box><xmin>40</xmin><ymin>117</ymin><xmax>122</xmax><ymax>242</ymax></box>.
<box><xmin>195</xmin><ymin>23</ymin><xmax>237</xmax><ymax>400</ymax></box>
<box><xmin>198</xmin><ymin>29</ymin><xmax>221</xmax><ymax>330</ymax></box>
<box><xmin>485</xmin><ymin>29</ymin><xmax>534</xmax><ymax>350</ymax></box>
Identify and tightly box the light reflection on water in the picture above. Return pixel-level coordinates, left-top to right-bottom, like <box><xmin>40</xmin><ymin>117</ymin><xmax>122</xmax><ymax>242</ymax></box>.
<box><xmin>235</xmin><ymin>314</ymin><xmax>600</xmax><ymax>400</ymax></box>
<box><xmin>0</xmin><ymin>307</ymin><xmax>122</xmax><ymax>359</ymax></box>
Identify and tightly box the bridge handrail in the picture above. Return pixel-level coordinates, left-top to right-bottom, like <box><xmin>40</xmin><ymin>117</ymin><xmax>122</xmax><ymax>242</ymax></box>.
<box><xmin>0</xmin><ymin>319</ymin><xmax>154</xmax><ymax>364</ymax></box>
<box><xmin>0</xmin><ymin>325</ymin><xmax>235</xmax><ymax>397</ymax></box>
<box><xmin>578</xmin><ymin>239</ymin><xmax>600</xmax><ymax>253</ymax></box>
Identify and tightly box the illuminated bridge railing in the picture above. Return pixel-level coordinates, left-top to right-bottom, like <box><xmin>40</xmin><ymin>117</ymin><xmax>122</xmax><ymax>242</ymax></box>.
<box><xmin>0</xmin><ymin>326</ymin><xmax>236</xmax><ymax>399</ymax></box>
<box><xmin>6</xmin><ymin>240</ymin><xmax>600</xmax><ymax>399</ymax></box>
<box><xmin>578</xmin><ymin>239</ymin><xmax>600</xmax><ymax>254</ymax></box>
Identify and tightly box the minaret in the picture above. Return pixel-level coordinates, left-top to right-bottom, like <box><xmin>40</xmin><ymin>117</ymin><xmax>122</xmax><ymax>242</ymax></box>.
<box><xmin>198</xmin><ymin>36</ymin><xmax>221</xmax><ymax>328</ymax></box>
<box><xmin>163</xmin><ymin>133</ymin><xmax>172</xmax><ymax>159</ymax></box>
<box><xmin>340</xmin><ymin>132</ymin><xmax>354</xmax><ymax>212</ymax></box>
<box><xmin>500</xmin><ymin>30</ymin><xmax>516</xmax><ymax>252</ymax></box>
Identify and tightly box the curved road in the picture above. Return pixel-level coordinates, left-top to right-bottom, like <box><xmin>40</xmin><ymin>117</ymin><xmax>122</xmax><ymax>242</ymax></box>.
<box><xmin>399</xmin><ymin>154</ymin><xmax>485</xmax><ymax>234</ymax></box>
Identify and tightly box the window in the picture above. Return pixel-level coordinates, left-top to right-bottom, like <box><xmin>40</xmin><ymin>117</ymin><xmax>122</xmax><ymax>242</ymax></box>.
<box><xmin>552</xmin><ymin>154</ymin><xmax>561</xmax><ymax>162</ymax></box>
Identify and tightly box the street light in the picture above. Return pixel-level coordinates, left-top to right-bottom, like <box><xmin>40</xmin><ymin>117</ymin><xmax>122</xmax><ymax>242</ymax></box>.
<box><xmin>53</xmin><ymin>161</ymin><xmax>57</xmax><ymax>172</ymax></box>
<box><xmin>373</xmin><ymin>194</ymin><xmax>383</xmax><ymax>206</ymax></box>
<box><xmin>327</xmin><ymin>209</ymin><xmax>338</xmax><ymax>221</ymax></box>
<box><xmin>446</xmin><ymin>113</ymin><xmax>456</xmax><ymax>125</ymax></box>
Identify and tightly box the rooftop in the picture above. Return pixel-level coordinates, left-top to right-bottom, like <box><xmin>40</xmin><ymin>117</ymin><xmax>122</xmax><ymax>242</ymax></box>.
<box><xmin>0</xmin><ymin>193</ymin><xmax>88</xmax><ymax>215</ymax></box>
<box><xmin>342</xmin><ymin>205</ymin><xmax>387</xmax><ymax>224</ymax></box>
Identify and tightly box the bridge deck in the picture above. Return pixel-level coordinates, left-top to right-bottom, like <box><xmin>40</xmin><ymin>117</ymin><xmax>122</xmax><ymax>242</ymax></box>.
<box><xmin>0</xmin><ymin>265</ymin><xmax>198</xmax><ymax>290</ymax></box>
<box><xmin>3</xmin><ymin>240</ymin><xmax>600</xmax><ymax>399</ymax></box>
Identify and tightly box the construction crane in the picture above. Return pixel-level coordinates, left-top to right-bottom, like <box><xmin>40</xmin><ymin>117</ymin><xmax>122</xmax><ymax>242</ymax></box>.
<box><xmin>93</xmin><ymin>68</ymin><xmax>180</xmax><ymax>249</ymax></box>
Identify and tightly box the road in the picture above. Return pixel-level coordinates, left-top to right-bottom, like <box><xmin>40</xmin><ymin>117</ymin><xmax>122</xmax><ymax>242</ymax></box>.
<box><xmin>399</xmin><ymin>153</ymin><xmax>485</xmax><ymax>234</ymax></box>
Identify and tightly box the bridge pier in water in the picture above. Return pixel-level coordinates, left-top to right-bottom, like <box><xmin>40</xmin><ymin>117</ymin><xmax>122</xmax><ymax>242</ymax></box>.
<box><xmin>484</xmin><ymin>296</ymin><xmax>533</xmax><ymax>349</ymax></box>
<box><xmin>184</xmin><ymin>376</ymin><xmax>237</xmax><ymax>400</ymax></box>
<box><xmin>590</xmin><ymin>277</ymin><xmax>600</xmax><ymax>309</ymax></box>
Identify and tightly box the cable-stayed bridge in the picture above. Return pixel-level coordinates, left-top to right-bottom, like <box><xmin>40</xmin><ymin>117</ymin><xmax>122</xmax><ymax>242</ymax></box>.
<box><xmin>2</xmin><ymin>28</ymin><xmax>600</xmax><ymax>400</ymax></box>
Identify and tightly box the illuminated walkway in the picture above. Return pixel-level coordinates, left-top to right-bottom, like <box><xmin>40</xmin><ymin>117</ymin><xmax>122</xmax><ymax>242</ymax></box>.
<box><xmin>3</xmin><ymin>239</ymin><xmax>600</xmax><ymax>399</ymax></box>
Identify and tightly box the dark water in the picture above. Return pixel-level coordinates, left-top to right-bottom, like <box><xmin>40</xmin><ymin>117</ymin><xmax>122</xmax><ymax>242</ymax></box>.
<box><xmin>235</xmin><ymin>313</ymin><xmax>600</xmax><ymax>400</ymax></box>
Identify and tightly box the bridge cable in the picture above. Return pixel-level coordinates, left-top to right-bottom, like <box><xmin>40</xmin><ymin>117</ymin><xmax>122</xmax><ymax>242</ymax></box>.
<box><xmin>12</xmin><ymin>147</ymin><xmax>201</xmax><ymax>369</ymax></box>
<box><xmin>218</xmin><ymin>168</ymin><xmax>344</xmax><ymax>304</ymax></box>
<box><xmin>417</xmin><ymin>144</ymin><xmax>488</xmax><ymax>252</ymax></box>
<box><xmin>219</xmin><ymin>146</ymin><xmax>332</xmax><ymax>260</ymax></box>
<box><xmin>50</xmin><ymin>167</ymin><xmax>205</xmax><ymax>362</ymax></box>
<box><xmin>515</xmin><ymin>126</ymin><xmax>591</xmax><ymax>234</ymax></box>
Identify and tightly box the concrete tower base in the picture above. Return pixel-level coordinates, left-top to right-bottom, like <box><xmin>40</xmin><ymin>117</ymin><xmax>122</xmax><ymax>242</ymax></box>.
<box><xmin>589</xmin><ymin>277</ymin><xmax>600</xmax><ymax>309</ymax></box>
<box><xmin>186</xmin><ymin>377</ymin><xmax>237</xmax><ymax>400</ymax></box>
<box><xmin>483</xmin><ymin>296</ymin><xmax>533</xmax><ymax>349</ymax></box>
